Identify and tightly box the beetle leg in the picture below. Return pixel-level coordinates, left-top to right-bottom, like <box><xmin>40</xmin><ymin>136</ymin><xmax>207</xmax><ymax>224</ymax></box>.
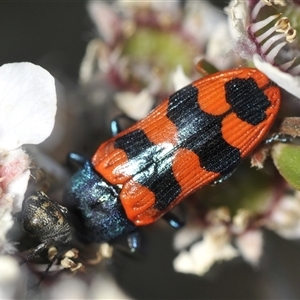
<box><xmin>27</xmin><ymin>250</ymin><xmax>59</xmax><ymax>290</ymax></box>
<box><xmin>127</xmin><ymin>231</ymin><xmax>141</xmax><ymax>252</ymax></box>
<box><xmin>31</xmin><ymin>253</ymin><xmax>57</xmax><ymax>289</ymax></box>
<box><xmin>264</xmin><ymin>133</ymin><xmax>293</xmax><ymax>145</ymax></box>
<box><xmin>163</xmin><ymin>212</ymin><xmax>184</xmax><ymax>229</ymax></box>
<box><xmin>211</xmin><ymin>170</ymin><xmax>236</xmax><ymax>186</ymax></box>
<box><xmin>110</xmin><ymin>119</ymin><xmax>122</xmax><ymax>137</ymax></box>
<box><xmin>67</xmin><ymin>152</ymin><xmax>87</xmax><ymax>170</ymax></box>
<box><xmin>19</xmin><ymin>240</ymin><xmax>52</xmax><ymax>265</ymax></box>
<box><xmin>110</xmin><ymin>115</ymin><xmax>136</xmax><ymax>136</ymax></box>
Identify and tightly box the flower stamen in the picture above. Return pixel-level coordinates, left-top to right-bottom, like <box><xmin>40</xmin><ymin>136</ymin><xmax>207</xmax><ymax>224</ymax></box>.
<box><xmin>250</xmin><ymin>9</ymin><xmax>298</xmax><ymax>65</ymax></box>
<box><xmin>250</xmin><ymin>14</ymin><xmax>281</xmax><ymax>33</ymax></box>
<box><xmin>275</xmin><ymin>17</ymin><xmax>297</xmax><ymax>43</ymax></box>
<box><xmin>228</xmin><ymin>0</ymin><xmax>300</xmax><ymax>101</ymax></box>
<box><xmin>256</xmin><ymin>26</ymin><xmax>277</xmax><ymax>43</ymax></box>
<box><xmin>263</xmin><ymin>0</ymin><xmax>273</xmax><ymax>6</ymax></box>
<box><xmin>288</xmin><ymin>63</ymin><xmax>300</xmax><ymax>75</ymax></box>
<box><xmin>280</xmin><ymin>57</ymin><xmax>296</xmax><ymax>70</ymax></box>
<box><xmin>266</xmin><ymin>0</ymin><xmax>287</xmax><ymax>6</ymax></box>
<box><xmin>275</xmin><ymin>17</ymin><xmax>290</xmax><ymax>33</ymax></box>
<box><xmin>265</xmin><ymin>41</ymin><xmax>287</xmax><ymax>63</ymax></box>
<box><xmin>286</xmin><ymin>28</ymin><xmax>297</xmax><ymax>43</ymax></box>
<box><xmin>261</xmin><ymin>32</ymin><xmax>286</xmax><ymax>54</ymax></box>
<box><xmin>252</xmin><ymin>1</ymin><xmax>268</xmax><ymax>20</ymax></box>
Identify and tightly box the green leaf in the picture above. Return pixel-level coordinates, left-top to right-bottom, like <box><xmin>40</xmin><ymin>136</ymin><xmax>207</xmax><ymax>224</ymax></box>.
<box><xmin>272</xmin><ymin>143</ymin><xmax>300</xmax><ymax>190</ymax></box>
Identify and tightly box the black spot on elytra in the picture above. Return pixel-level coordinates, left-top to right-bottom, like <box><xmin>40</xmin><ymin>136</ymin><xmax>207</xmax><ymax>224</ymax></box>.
<box><xmin>225</xmin><ymin>77</ymin><xmax>271</xmax><ymax>125</ymax></box>
<box><xmin>114</xmin><ymin>129</ymin><xmax>153</xmax><ymax>160</ymax></box>
<box><xmin>167</xmin><ymin>85</ymin><xmax>240</xmax><ymax>174</ymax></box>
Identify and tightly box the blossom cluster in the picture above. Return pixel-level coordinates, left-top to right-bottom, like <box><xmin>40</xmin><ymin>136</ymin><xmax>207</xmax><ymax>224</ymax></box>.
<box><xmin>79</xmin><ymin>0</ymin><xmax>300</xmax><ymax>278</ymax></box>
<box><xmin>0</xmin><ymin>62</ymin><xmax>56</xmax><ymax>298</ymax></box>
<box><xmin>1</xmin><ymin>0</ymin><xmax>300</xmax><ymax>298</ymax></box>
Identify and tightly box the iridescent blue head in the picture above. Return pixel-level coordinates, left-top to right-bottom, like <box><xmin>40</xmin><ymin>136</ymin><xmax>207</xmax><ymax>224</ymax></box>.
<box><xmin>63</xmin><ymin>161</ymin><xmax>136</xmax><ymax>243</ymax></box>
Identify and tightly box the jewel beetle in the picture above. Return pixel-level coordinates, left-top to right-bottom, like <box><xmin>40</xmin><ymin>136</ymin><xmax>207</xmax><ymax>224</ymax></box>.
<box><xmin>63</xmin><ymin>68</ymin><xmax>281</xmax><ymax>248</ymax></box>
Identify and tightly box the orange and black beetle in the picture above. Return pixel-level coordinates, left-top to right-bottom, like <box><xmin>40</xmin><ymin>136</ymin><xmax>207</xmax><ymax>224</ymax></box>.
<box><xmin>62</xmin><ymin>68</ymin><xmax>280</xmax><ymax>249</ymax></box>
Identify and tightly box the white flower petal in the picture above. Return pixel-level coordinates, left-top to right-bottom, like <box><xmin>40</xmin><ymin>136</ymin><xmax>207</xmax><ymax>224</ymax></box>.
<box><xmin>183</xmin><ymin>0</ymin><xmax>225</xmax><ymax>48</ymax></box>
<box><xmin>0</xmin><ymin>210</ymin><xmax>14</xmax><ymax>250</ymax></box>
<box><xmin>173</xmin><ymin>250</ymin><xmax>198</xmax><ymax>274</ymax></box>
<box><xmin>253</xmin><ymin>54</ymin><xmax>300</xmax><ymax>98</ymax></box>
<box><xmin>8</xmin><ymin>169</ymin><xmax>30</xmax><ymax>213</ymax></box>
<box><xmin>266</xmin><ymin>193</ymin><xmax>300</xmax><ymax>239</ymax></box>
<box><xmin>90</xmin><ymin>274</ymin><xmax>132</xmax><ymax>299</ymax></box>
<box><xmin>225</xmin><ymin>0</ymin><xmax>258</xmax><ymax>60</ymax></box>
<box><xmin>172</xmin><ymin>66</ymin><xmax>192</xmax><ymax>91</ymax></box>
<box><xmin>150</xmin><ymin>0</ymin><xmax>180</xmax><ymax>15</ymax></box>
<box><xmin>114</xmin><ymin>89</ymin><xmax>154</xmax><ymax>120</ymax></box>
<box><xmin>79</xmin><ymin>39</ymin><xmax>104</xmax><ymax>84</ymax></box>
<box><xmin>173</xmin><ymin>226</ymin><xmax>202</xmax><ymax>251</ymax></box>
<box><xmin>87</xmin><ymin>2</ymin><xmax>120</xmax><ymax>45</ymax></box>
<box><xmin>225</xmin><ymin>0</ymin><xmax>249</xmax><ymax>40</ymax></box>
<box><xmin>48</xmin><ymin>277</ymin><xmax>88</xmax><ymax>299</ymax></box>
<box><xmin>0</xmin><ymin>256</ymin><xmax>21</xmax><ymax>299</ymax></box>
<box><xmin>173</xmin><ymin>226</ymin><xmax>239</xmax><ymax>275</ymax></box>
<box><xmin>48</xmin><ymin>273</ymin><xmax>132</xmax><ymax>300</ymax></box>
<box><xmin>236</xmin><ymin>230</ymin><xmax>263</xmax><ymax>266</ymax></box>
<box><xmin>205</xmin><ymin>22</ymin><xmax>235</xmax><ymax>70</ymax></box>
<box><xmin>0</xmin><ymin>62</ymin><xmax>57</xmax><ymax>150</ymax></box>
<box><xmin>118</xmin><ymin>0</ymin><xmax>180</xmax><ymax>14</ymax></box>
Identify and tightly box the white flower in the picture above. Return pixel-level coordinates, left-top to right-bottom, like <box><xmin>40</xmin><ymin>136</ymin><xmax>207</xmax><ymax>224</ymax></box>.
<box><xmin>173</xmin><ymin>225</ymin><xmax>264</xmax><ymax>275</ymax></box>
<box><xmin>0</xmin><ymin>148</ymin><xmax>31</xmax><ymax>213</ymax></box>
<box><xmin>266</xmin><ymin>192</ymin><xmax>300</xmax><ymax>239</ymax></box>
<box><xmin>0</xmin><ymin>255</ymin><xmax>25</xmax><ymax>299</ymax></box>
<box><xmin>0</xmin><ymin>63</ymin><xmax>56</xmax><ymax>151</ymax></box>
<box><xmin>0</xmin><ymin>210</ymin><xmax>14</xmax><ymax>255</ymax></box>
<box><xmin>253</xmin><ymin>54</ymin><xmax>300</xmax><ymax>98</ymax></box>
<box><xmin>114</xmin><ymin>89</ymin><xmax>154</xmax><ymax>120</ymax></box>
<box><xmin>47</xmin><ymin>273</ymin><xmax>132</xmax><ymax>299</ymax></box>
<box><xmin>172</xmin><ymin>66</ymin><xmax>192</xmax><ymax>91</ymax></box>
<box><xmin>82</xmin><ymin>0</ymin><xmax>228</xmax><ymax>90</ymax></box>
<box><xmin>225</xmin><ymin>0</ymin><xmax>300</xmax><ymax>97</ymax></box>
<box><xmin>173</xmin><ymin>202</ymin><xmax>267</xmax><ymax>275</ymax></box>
<box><xmin>0</xmin><ymin>62</ymin><xmax>56</xmax><ymax>252</ymax></box>
<box><xmin>235</xmin><ymin>230</ymin><xmax>263</xmax><ymax>266</ymax></box>
<box><xmin>173</xmin><ymin>224</ymin><xmax>239</xmax><ymax>276</ymax></box>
